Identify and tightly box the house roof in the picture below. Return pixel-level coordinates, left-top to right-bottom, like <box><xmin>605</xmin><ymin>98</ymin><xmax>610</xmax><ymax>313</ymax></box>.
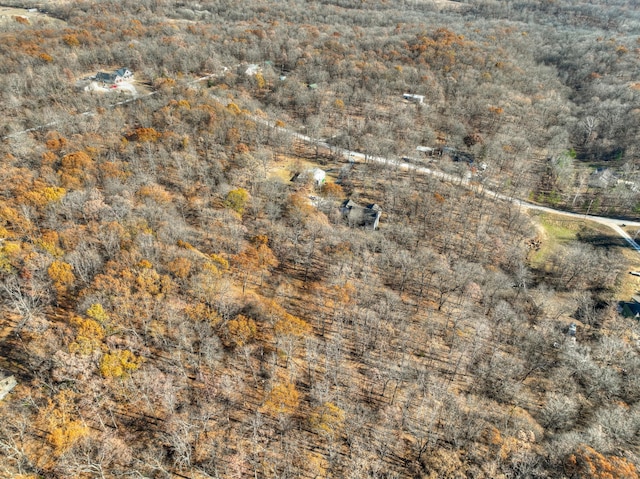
<box><xmin>114</xmin><ymin>67</ymin><xmax>131</xmax><ymax>77</ymax></box>
<box><xmin>589</xmin><ymin>168</ymin><xmax>617</xmax><ymax>188</ymax></box>
<box><xmin>340</xmin><ymin>199</ymin><xmax>357</xmax><ymax>208</ymax></box>
<box><xmin>245</xmin><ymin>64</ymin><xmax>260</xmax><ymax>76</ymax></box>
<box><xmin>96</xmin><ymin>72</ymin><xmax>117</xmax><ymax>82</ymax></box>
<box><xmin>340</xmin><ymin>199</ymin><xmax>382</xmax><ymax>229</ymax></box>
<box><xmin>416</xmin><ymin>146</ymin><xmax>434</xmax><ymax>153</ymax></box>
<box><xmin>365</xmin><ymin>203</ymin><xmax>381</xmax><ymax>212</ymax></box>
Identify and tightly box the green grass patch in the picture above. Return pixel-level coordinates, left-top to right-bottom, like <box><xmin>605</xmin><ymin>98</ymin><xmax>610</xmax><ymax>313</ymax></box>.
<box><xmin>529</xmin><ymin>214</ymin><xmax>582</xmax><ymax>267</ymax></box>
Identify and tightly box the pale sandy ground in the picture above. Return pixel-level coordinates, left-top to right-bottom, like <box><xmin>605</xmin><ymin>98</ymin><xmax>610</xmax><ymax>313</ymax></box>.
<box><xmin>0</xmin><ymin>5</ymin><xmax>64</xmax><ymax>25</ymax></box>
<box><xmin>83</xmin><ymin>80</ymin><xmax>139</xmax><ymax>96</ymax></box>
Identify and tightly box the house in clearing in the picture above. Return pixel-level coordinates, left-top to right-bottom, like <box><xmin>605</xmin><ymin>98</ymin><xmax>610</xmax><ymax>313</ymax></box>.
<box><xmin>114</xmin><ymin>67</ymin><xmax>133</xmax><ymax>80</ymax></box>
<box><xmin>340</xmin><ymin>199</ymin><xmax>382</xmax><ymax>230</ymax></box>
<box><xmin>95</xmin><ymin>72</ymin><xmax>118</xmax><ymax>84</ymax></box>
<box><xmin>589</xmin><ymin>168</ymin><xmax>618</xmax><ymax>189</ymax></box>
<box><xmin>619</xmin><ymin>295</ymin><xmax>640</xmax><ymax>319</ymax></box>
<box><xmin>290</xmin><ymin>168</ymin><xmax>326</xmax><ymax>188</ymax></box>
<box><xmin>95</xmin><ymin>67</ymin><xmax>133</xmax><ymax>85</ymax></box>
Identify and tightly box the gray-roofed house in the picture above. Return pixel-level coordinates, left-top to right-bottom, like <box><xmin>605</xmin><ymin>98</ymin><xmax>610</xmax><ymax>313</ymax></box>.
<box><xmin>620</xmin><ymin>295</ymin><xmax>640</xmax><ymax>318</ymax></box>
<box><xmin>589</xmin><ymin>168</ymin><xmax>618</xmax><ymax>189</ymax></box>
<box><xmin>95</xmin><ymin>72</ymin><xmax>118</xmax><ymax>84</ymax></box>
<box><xmin>95</xmin><ymin>67</ymin><xmax>133</xmax><ymax>85</ymax></box>
<box><xmin>340</xmin><ymin>199</ymin><xmax>381</xmax><ymax>230</ymax></box>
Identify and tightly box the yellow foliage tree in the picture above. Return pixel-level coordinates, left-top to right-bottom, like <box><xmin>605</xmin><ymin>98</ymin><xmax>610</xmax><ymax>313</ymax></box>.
<box><xmin>43</xmin><ymin>391</ymin><xmax>89</xmax><ymax>457</ymax></box>
<box><xmin>137</xmin><ymin>184</ymin><xmax>172</xmax><ymax>204</ymax></box>
<box><xmin>224</xmin><ymin>314</ymin><xmax>257</xmax><ymax>347</ymax></box>
<box><xmin>167</xmin><ymin>256</ymin><xmax>192</xmax><ymax>279</ymax></box>
<box><xmin>309</xmin><ymin>402</ymin><xmax>345</xmax><ymax>439</ymax></box>
<box><xmin>185</xmin><ymin>302</ymin><xmax>221</xmax><ymax>326</ymax></box>
<box><xmin>69</xmin><ymin>315</ymin><xmax>104</xmax><ymax>355</ymax></box>
<box><xmin>87</xmin><ymin>303</ymin><xmax>109</xmax><ymax>323</ymax></box>
<box><xmin>261</xmin><ymin>381</ymin><xmax>299</xmax><ymax>416</ymax></box>
<box><xmin>255</xmin><ymin>72</ymin><xmax>266</xmax><ymax>89</ymax></box>
<box><xmin>0</xmin><ymin>241</ymin><xmax>22</xmax><ymax>274</ymax></box>
<box><xmin>36</xmin><ymin>230</ymin><xmax>63</xmax><ymax>257</ymax></box>
<box><xmin>100</xmin><ymin>350</ymin><xmax>143</xmax><ymax>378</ymax></box>
<box><xmin>224</xmin><ymin>188</ymin><xmax>250</xmax><ymax>214</ymax></box>
<box><xmin>24</xmin><ymin>185</ymin><xmax>66</xmax><ymax>209</ymax></box>
<box><xmin>127</xmin><ymin>127</ymin><xmax>161</xmax><ymax>143</ymax></box>
<box><xmin>209</xmin><ymin>253</ymin><xmax>229</xmax><ymax>271</ymax></box>
<box><xmin>48</xmin><ymin>260</ymin><xmax>75</xmax><ymax>297</ymax></box>
<box><xmin>274</xmin><ymin>310</ymin><xmax>311</xmax><ymax>338</ymax></box>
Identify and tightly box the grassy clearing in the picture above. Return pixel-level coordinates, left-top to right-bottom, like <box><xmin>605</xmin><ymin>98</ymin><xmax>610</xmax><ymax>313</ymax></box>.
<box><xmin>528</xmin><ymin>213</ymin><xmax>580</xmax><ymax>267</ymax></box>
<box><xmin>268</xmin><ymin>156</ymin><xmax>317</xmax><ymax>182</ymax></box>
<box><xmin>529</xmin><ymin>212</ymin><xmax>640</xmax><ymax>300</ymax></box>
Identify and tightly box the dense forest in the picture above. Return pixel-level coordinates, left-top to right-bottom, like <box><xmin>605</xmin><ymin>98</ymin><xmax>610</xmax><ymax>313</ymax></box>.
<box><xmin>0</xmin><ymin>0</ymin><xmax>639</xmax><ymax>478</ymax></box>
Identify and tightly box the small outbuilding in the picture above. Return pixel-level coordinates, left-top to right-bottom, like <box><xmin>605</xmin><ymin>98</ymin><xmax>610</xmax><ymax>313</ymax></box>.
<box><xmin>245</xmin><ymin>64</ymin><xmax>260</xmax><ymax>76</ymax></box>
<box><xmin>311</xmin><ymin>168</ymin><xmax>326</xmax><ymax>186</ymax></box>
<box><xmin>416</xmin><ymin>146</ymin><xmax>435</xmax><ymax>156</ymax></box>
<box><xmin>403</xmin><ymin>93</ymin><xmax>425</xmax><ymax>104</ymax></box>
<box><xmin>291</xmin><ymin>168</ymin><xmax>326</xmax><ymax>188</ymax></box>
<box><xmin>0</xmin><ymin>374</ymin><xmax>17</xmax><ymax>402</ymax></box>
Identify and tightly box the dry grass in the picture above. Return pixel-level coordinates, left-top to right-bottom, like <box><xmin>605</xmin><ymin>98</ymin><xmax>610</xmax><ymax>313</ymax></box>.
<box><xmin>529</xmin><ymin>211</ymin><xmax>640</xmax><ymax>300</ymax></box>
<box><xmin>0</xmin><ymin>6</ymin><xmax>64</xmax><ymax>26</ymax></box>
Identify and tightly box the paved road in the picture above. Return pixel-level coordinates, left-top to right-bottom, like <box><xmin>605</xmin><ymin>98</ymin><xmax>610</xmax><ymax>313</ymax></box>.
<box><xmin>309</xmin><ymin>141</ymin><xmax>640</xmax><ymax>254</ymax></box>
<box><xmin>4</xmin><ymin>71</ymin><xmax>640</xmax><ymax>254</ymax></box>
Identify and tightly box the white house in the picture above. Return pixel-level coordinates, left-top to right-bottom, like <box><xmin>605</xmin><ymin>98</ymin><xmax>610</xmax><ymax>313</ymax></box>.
<box><xmin>245</xmin><ymin>64</ymin><xmax>260</xmax><ymax>76</ymax></box>
<box><xmin>311</xmin><ymin>168</ymin><xmax>326</xmax><ymax>187</ymax></box>
<box><xmin>114</xmin><ymin>67</ymin><xmax>133</xmax><ymax>81</ymax></box>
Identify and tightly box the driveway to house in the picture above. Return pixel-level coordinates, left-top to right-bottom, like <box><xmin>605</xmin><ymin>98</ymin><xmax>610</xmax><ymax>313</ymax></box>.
<box><xmin>305</xmin><ymin>142</ymin><xmax>640</xmax><ymax>254</ymax></box>
<box><xmin>4</xmin><ymin>69</ymin><xmax>640</xmax><ymax>254</ymax></box>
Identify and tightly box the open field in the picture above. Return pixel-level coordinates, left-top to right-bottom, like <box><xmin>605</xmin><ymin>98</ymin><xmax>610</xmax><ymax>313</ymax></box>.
<box><xmin>0</xmin><ymin>5</ymin><xmax>62</xmax><ymax>25</ymax></box>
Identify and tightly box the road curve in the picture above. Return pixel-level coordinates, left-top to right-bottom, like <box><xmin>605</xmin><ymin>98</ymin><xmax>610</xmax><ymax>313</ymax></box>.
<box><xmin>322</xmin><ymin>142</ymin><xmax>640</xmax><ymax>255</ymax></box>
<box><xmin>4</xmin><ymin>72</ymin><xmax>640</xmax><ymax>255</ymax></box>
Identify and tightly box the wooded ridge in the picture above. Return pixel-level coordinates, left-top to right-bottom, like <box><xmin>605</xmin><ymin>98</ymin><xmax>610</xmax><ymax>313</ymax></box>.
<box><xmin>0</xmin><ymin>1</ymin><xmax>639</xmax><ymax>478</ymax></box>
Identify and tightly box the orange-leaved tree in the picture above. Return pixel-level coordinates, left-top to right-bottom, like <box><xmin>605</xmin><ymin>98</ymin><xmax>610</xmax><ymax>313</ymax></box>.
<box><xmin>566</xmin><ymin>445</ymin><xmax>638</xmax><ymax>479</ymax></box>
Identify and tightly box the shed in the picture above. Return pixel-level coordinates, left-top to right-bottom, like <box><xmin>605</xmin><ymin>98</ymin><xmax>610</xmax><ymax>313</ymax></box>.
<box><xmin>0</xmin><ymin>374</ymin><xmax>17</xmax><ymax>402</ymax></box>
<box><xmin>311</xmin><ymin>168</ymin><xmax>326</xmax><ymax>186</ymax></box>
<box><xmin>245</xmin><ymin>64</ymin><xmax>260</xmax><ymax>76</ymax></box>
<box><xmin>416</xmin><ymin>146</ymin><xmax>435</xmax><ymax>156</ymax></box>
<box><xmin>403</xmin><ymin>93</ymin><xmax>425</xmax><ymax>104</ymax></box>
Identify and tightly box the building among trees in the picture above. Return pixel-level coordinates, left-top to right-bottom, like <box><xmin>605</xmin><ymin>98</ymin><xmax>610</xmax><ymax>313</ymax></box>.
<box><xmin>340</xmin><ymin>199</ymin><xmax>382</xmax><ymax>230</ymax></box>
